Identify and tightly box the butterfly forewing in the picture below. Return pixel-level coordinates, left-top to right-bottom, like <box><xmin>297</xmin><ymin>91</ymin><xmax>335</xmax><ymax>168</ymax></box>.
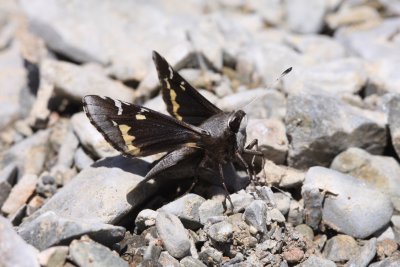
<box><xmin>153</xmin><ymin>51</ymin><xmax>221</xmax><ymax>126</ymax></box>
<box><xmin>83</xmin><ymin>95</ymin><xmax>205</xmax><ymax>157</ymax></box>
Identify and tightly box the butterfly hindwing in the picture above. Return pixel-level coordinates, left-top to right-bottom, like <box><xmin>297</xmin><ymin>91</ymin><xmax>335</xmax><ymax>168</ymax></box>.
<box><xmin>83</xmin><ymin>95</ymin><xmax>206</xmax><ymax>157</ymax></box>
<box><xmin>152</xmin><ymin>51</ymin><xmax>221</xmax><ymax>126</ymax></box>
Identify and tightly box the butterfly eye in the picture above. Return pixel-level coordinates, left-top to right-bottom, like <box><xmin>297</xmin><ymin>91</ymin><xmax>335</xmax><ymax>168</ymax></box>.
<box><xmin>228</xmin><ymin>110</ymin><xmax>246</xmax><ymax>133</ymax></box>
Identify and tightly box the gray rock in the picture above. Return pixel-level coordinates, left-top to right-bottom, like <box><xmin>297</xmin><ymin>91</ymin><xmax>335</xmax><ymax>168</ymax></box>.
<box><xmin>1</xmin><ymin>174</ymin><xmax>37</xmax><ymax>215</ymax></box>
<box><xmin>243</xmin><ymin>200</ymin><xmax>267</xmax><ymax>233</ymax></box>
<box><xmin>217</xmin><ymin>88</ymin><xmax>286</xmax><ymax>120</ymax></box>
<box><xmin>180</xmin><ymin>256</ymin><xmax>207</xmax><ymax>267</ymax></box>
<box><xmin>71</xmin><ymin>112</ymin><xmax>119</xmax><ymax>158</ymax></box>
<box><xmin>156</xmin><ymin>212</ymin><xmax>190</xmax><ymax>259</ymax></box>
<box><xmin>207</xmin><ymin>221</ymin><xmax>233</xmax><ymax>243</ymax></box>
<box><xmin>0</xmin><ymin>42</ymin><xmax>29</xmax><ymax>130</ymax></box>
<box><xmin>304</xmin><ymin>167</ymin><xmax>393</xmax><ymax>238</ymax></box>
<box><xmin>0</xmin><ymin>129</ymin><xmax>50</xmax><ymax>177</ymax></box>
<box><xmin>20</xmin><ymin>156</ymin><xmax>152</xmax><ymax>224</ymax></box>
<box><xmin>326</xmin><ymin>5</ymin><xmax>380</xmax><ymax>29</ymax></box>
<box><xmin>0</xmin><ymin>163</ymin><xmax>17</xmax><ymax>208</ymax></box>
<box><xmin>388</xmin><ymin>95</ymin><xmax>400</xmax><ymax>158</ymax></box>
<box><xmin>294</xmin><ymin>224</ymin><xmax>314</xmax><ymax>241</ymax></box>
<box><xmin>323</xmin><ymin>235</ymin><xmax>359</xmax><ymax>262</ymax></box>
<box><xmin>331</xmin><ymin>147</ymin><xmax>400</xmax><ymax>199</ymax></box>
<box><xmin>267</xmin><ymin>208</ymin><xmax>285</xmax><ymax>223</ymax></box>
<box><xmin>198</xmin><ymin>199</ymin><xmax>224</xmax><ymax>225</ymax></box>
<box><xmin>55</xmin><ymin>127</ymin><xmax>79</xmax><ymax>168</ymax></box>
<box><xmin>369</xmin><ymin>254</ymin><xmax>400</xmax><ymax>267</ymax></box>
<box><xmin>36</xmin><ymin>172</ymin><xmax>57</xmax><ymax>198</ymax></box>
<box><xmin>273</xmin><ymin>192</ymin><xmax>291</xmax><ymax>216</ymax></box>
<box><xmin>143</xmin><ymin>240</ymin><xmax>162</xmax><ymax>261</ymax></box>
<box><xmin>298</xmin><ymin>255</ymin><xmax>336</xmax><ymax>267</ymax></box>
<box><xmin>226</xmin><ymin>191</ymin><xmax>255</xmax><ymax>213</ymax></box>
<box><xmin>345</xmin><ymin>238</ymin><xmax>376</xmax><ymax>267</ymax></box>
<box><xmin>198</xmin><ymin>247</ymin><xmax>223</xmax><ymax>266</ymax></box>
<box><xmin>135</xmin><ymin>209</ymin><xmax>158</xmax><ymax>233</ymax></box>
<box><xmin>379</xmin><ymin>0</ymin><xmax>400</xmax><ymax>15</ymax></box>
<box><xmin>0</xmin><ymin>216</ymin><xmax>39</xmax><ymax>267</ymax></box>
<box><xmin>38</xmin><ymin>246</ymin><xmax>68</xmax><ymax>267</ymax></box>
<box><xmin>302</xmin><ymin>187</ymin><xmax>324</xmax><ymax>230</ymax></box>
<box><xmin>18</xmin><ymin>211</ymin><xmax>125</xmax><ymax>251</ymax></box>
<box><xmin>74</xmin><ymin>147</ymin><xmax>94</xmax><ymax>171</ymax></box>
<box><xmin>287</xmin><ymin>200</ymin><xmax>304</xmax><ymax>226</ymax></box>
<box><xmin>285</xmin><ymin>0</ymin><xmax>328</xmax><ymax>33</ymax></box>
<box><xmin>283</xmin><ymin>58</ymin><xmax>367</xmax><ymax>96</ymax></box>
<box><xmin>20</xmin><ymin>0</ymin><xmax>194</xmax><ymax>81</ymax></box>
<box><xmin>158</xmin><ymin>194</ymin><xmax>205</xmax><ymax>229</ymax></box>
<box><xmin>69</xmin><ymin>235</ymin><xmax>128</xmax><ymax>267</ymax></box>
<box><xmin>246</xmin><ymin>118</ymin><xmax>288</xmax><ymax>164</ymax></box>
<box><xmin>158</xmin><ymin>251</ymin><xmax>180</xmax><ymax>267</ymax></box>
<box><xmin>286</xmin><ymin>94</ymin><xmax>387</xmax><ymax>169</ymax></box>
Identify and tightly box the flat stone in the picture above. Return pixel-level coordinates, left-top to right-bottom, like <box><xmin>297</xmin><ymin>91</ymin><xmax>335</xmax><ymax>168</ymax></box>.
<box><xmin>198</xmin><ymin>199</ymin><xmax>224</xmax><ymax>225</ymax></box>
<box><xmin>207</xmin><ymin>221</ymin><xmax>233</xmax><ymax>243</ymax></box>
<box><xmin>295</xmin><ymin>224</ymin><xmax>314</xmax><ymax>241</ymax></box>
<box><xmin>298</xmin><ymin>255</ymin><xmax>336</xmax><ymax>267</ymax></box>
<box><xmin>158</xmin><ymin>194</ymin><xmax>205</xmax><ymax>229</ymax></box>
<box><xmin>246</xmin><ymin>118</ymin><xmax>288</xmax><ymax>164</ymax></box>
<box><xmin>18</xmin><ymin>211</ymin><xmax>125</xmax><ymax>251</ymax></box>
<box><xmin>226</xmin><ymin>191</ymin><xmax>255</xmax><ymax>213</ymax></box>
<box><xmin>273</xmin><ymin>192</ymin><xmax>291</xmax><ymax>216</ymax></box>
<box><xmin>1</xmin><ymin>174</ymin><xmax>37</xmax><ymax>215</ymax></box>
<box><xmin>263</xmin><ymin>160</ymin><xmax>305</xmax><ymax>188</ymax></box>
<box><xmin>369</xmin><ymin>254</ymin><xmax>400</xmax><ymax>267</ymax></box>
<box><xmin>326</xmin><ymin>5</ymin><xmax>380</xmax><ymax>29</ymax></box>
<box><xmin>283</xmin><ymin>58</ymin><xmax>367</xmax><ymax>96</ymax></box>
<box><xmin>331</xmin><ymin>147</ymin><xmax>400</xmax><ymax>199</ymax></box>
<box><xmin>0</xmin><ymin>129</ymin><xmax>51</xmax><ymax>177</ymax></box>
<box><xmin>20</xmin><ymin>156</ymin><xmax>152</xmax><ymax>225</ymax></box>
<box><xmin>345</xmin><ymin>238</ymin><xmax>377</xmax><ymax>267</ymax></box>
<box><xmin>156</xmin><ymin>212</ymin><xmax>190</xmax><ymax>259</ymax></box>
<box><xmin>286</xmin><ymin>94</ymin><xmax>387</xmax><ymax>169</ymax></box>
<box><xmin>69</xmin><ymin>235</ymin><xmax>128</xmax><ymax>267</ymax></box>
<box><xmin>38</xmin><ymin>246</ymin><xmax>68</xmax><ymax>267</ymax></box>
<box><xmin>71</xmin><ymin>112</ymin><xmax>119</xmax><ymax>158</ymax></box>
<box><xmin>198</xmin><ymin>247</ymin><xmax>223</xmax><ymax>266</ymax></box>
<box><xmin>0</xmin><ymin>216</ymin><xmax>39</xmax><ymax>267</ymax></box>
<box><xmin>267</xmin><ymin>208</ymin><xmax>285</xmax><ymax>223</ymax></box>
<box><xmin>243</xmin><ymin>200</ymin><xmax>267</xmax><ymax>233</ymax></box>
<box><xmin>323</xmin><ymin>235</ymin><xmax>360</xmax><ymax>262</ymax></box>
<box><xmin>304</xmin><ymin>167</ymin><xmax>393</xmax><ymax>238</ymax></box>
<box><xmin>388</xmin><ymin>95</ymin><xmax>400</xmax><ymax>158</ymax></box>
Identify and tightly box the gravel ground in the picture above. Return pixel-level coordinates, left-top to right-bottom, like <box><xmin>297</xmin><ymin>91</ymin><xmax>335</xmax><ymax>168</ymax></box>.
<box><xmin>0</xmin><ymin>0</ymin><xmax>399</xmax><ymax>266</ymax></box>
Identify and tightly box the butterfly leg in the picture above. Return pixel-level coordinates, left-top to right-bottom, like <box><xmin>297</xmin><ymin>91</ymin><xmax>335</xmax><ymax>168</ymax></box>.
<box><xmin>182</xmin><ymin>176</ymin><xmax>199</xmax><ymax>196</ymax></box>
<box><xmin>243</xmin><ymin>139</ymin><xmax>266</xmax><ymax>184</ymax></box>
<box><xmin>218</xmin><ymin>163</ymin><xmax>233</xmax><ymax>212</ymax></box>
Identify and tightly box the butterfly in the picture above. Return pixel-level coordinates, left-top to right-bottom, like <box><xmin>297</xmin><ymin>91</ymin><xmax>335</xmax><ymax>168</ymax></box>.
<box><xmin>83</xmin><ymin>51</ymin><xmax>264</xmax><ymax>201</ymax></box>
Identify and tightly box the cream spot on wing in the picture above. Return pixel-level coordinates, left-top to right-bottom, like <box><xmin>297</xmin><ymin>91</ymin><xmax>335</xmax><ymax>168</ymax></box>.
<box><xmin>118</xmin><ymin>124</ymin><xmax>139</xmax><ymax>154</ymax></box>
<box><xmin>164</xmin><ymin>78</ymin><xmax>171</xmax><ymax>89</ymax></box>
<box><xmin>170</xmin><ymin>90</ymin><xmax>183</xmax><ymax>120</ymax></box>
<box><xmin>135</xmin><ymin>114</ymin><xmax>146</xmax><ymax>120</ymax></box>
<box><xmin>180</xmin><ymin>81</ymin><xmax>186</xmax><ymax>91</ymax></box>
<box><xmin>114</xmin><ymin>100</ymin><xmax>123</xmax><ymax>115</ymax></box>
<box><xmin>185</xmin><ymin>142</ymin><xmax>199</xmax><ymax>148</ymax></box>
<box><xmin>111</xmin><ymin>120</ymin><xmax>118</xmax><ymax>126</ymax></box>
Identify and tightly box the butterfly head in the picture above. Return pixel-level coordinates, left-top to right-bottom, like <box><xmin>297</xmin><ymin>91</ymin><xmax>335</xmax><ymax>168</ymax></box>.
<box><xmin>228</xmin><ymin>110</ymin><xmax>247</xmax><ymax>151</ymax></box>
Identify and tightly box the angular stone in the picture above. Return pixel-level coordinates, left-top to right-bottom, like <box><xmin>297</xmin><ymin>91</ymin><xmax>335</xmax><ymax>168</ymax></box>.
<box><xmin>156</xmin><ymin>212</ymin><xmax>190</xmax><ymax>259</ymax></box>
<box><xmin>285</xmin><ymin>0</ymin><xmax>329</xmax><ymax>33</ymax></box>
<box><xmin>0</xmin><ymin>129</ymin><xmax>50</xmax><ymax>177</ymax></box>
<box><xmin>158</xmin><ymin>194</ymin><xmax>205</xmax><ymax>229</ymax></box>
<box><xmin>303</xmin><ymin>167</ymin><xmax>393</xmax><ymax>238</ymax></box>
<box><xmin>273</xmin><ymin>192</ymin><xmax>291</xmax><ymax>216</ymax></box>
<box><xmin>247</xmin><ymin>118</ymin><xmax>288</xmax><ymax>164</ymax></box>
<box><xmin>323</xmin><ymin>235</ymin><xmax>359</xmax><ymax>262</ymax></box>
<box><xmin>74</xmin><ymin>147</ymin><xmax>94</xmax><ymax>171</ymax></box>
<box><xmin>0</xmin><ymin>216</ymin><xmax>39</xmax><ymax>267</ymax></box>
<box><xmin>0</xmin><ymin>163</ymin><xmax>17</xmax><ymax>208</ymax></box>
<box><xmin>207</xmin><ymin>221</ymin><xmax>233</xmax><ymax>243</ymax></box>
<box><xmin>1</xmin><ymin>174</ymin><xmax>37</xmax><ymax>215</ymax></box>
<box><xmin>135</xmin><ymin>209</ymin><xmax>158</xmax><ymax>233</ymax></box>
<box><xmin>243</xmin><ymin>200</ymin><xmax>267</xmax><ymax>233</ymax></box>
<box><xmin>180</xmin><ymin>256</ymin><xmax>207</xmax><ymax>267</ymax></box>
<box><xmin>388</xmin><ymin>95</ymin><xmax>400</xmax><ymax>158</ymax></box>
<box><xmin>295</xmin><ymin>224</ymin><xmax>314</xmax><ymax>241</ymax></box>
<box><xmin>286</xmin><ymin>94</ymin><xmax>387</xmax><ymax>169</ymax></box>
<box><xmin>20</xmin><ymin>156</ymin><xmax>152</xmax><ymax>225</ymax></box>
<box><xmin>369</xmin><ymin>254</ymin><xmax>400</xmax><ymax>267</ymax></box>
<box><xmin>69</xmin><ymin>236</ymin><xmax>128</xmax><ymax>267</ymax></box>
<box><xmin>158</xmin><ymin>251</ymin><xmax>180</xmax><ymax>267</ymax></box>
<box><xmin>267</xmin><ymin>208</ymin><xmax>285</xmax><ymax>223</ymax></box>
<box><xmin>71</xmin><ymin>112</ymin><xmax>118</xmax><ymax>158</ymax></box>
<box><xmin>298</xmin><ymin>255</ymin><xmax>336</xmax><ymax>267</ymax></box>
<box><xmin>326</xmin><ymin>5</ymin><xmax>380</xmax><ymax>29</ymax></box>
<box><xmin>18</xmin><ymin>211</ymin><xmax>125</xmax><ymax>251</ymax></box>
<box><xmin>226</xmin><ymin>191</ymin><xmax>255</xmax><ymax>213</ymax></box>
<box><xmin>263</xmin><ymin>160</ymin><xmax>305</xmax><ymax>188</ymax></box>
<box><xmin>198</xmin><ymin>199</ymin><xmax>224</xmax><ymax>225</ymax></box>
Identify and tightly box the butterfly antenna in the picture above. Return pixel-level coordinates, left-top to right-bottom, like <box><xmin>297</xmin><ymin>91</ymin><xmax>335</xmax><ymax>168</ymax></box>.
<box><xmin>241</xmin><ymin>67</ymin><xmax>292</xmax><ymax>111</ymax></box>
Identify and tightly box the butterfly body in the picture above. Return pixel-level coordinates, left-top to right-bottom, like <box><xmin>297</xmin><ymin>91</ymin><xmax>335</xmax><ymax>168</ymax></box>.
<box><xmin>83</xmin><ymin>51</ymin><xmax>261</xmax><ymax>192</ymax></box>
